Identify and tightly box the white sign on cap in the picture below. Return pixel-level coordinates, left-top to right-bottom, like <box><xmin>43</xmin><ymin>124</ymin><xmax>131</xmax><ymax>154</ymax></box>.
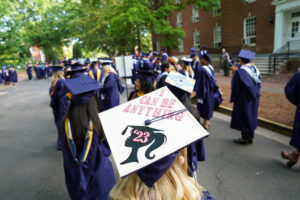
<box><xmin>165</xmin><ymin>71</ymin><xmax>196</xmax><ymax>93</ymax></box>
<box><xmin>99</xmin><ymin>87</ymin><xmax>209</xmax><ymax>178</ymax></box>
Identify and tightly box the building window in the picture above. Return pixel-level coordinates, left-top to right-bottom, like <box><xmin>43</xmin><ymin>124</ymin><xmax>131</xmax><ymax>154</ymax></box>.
<box><xmin>176</xmin><ymin>12</ymin><xmax>182</xmax><ymax>27</ymax></box>
<box><xmin>193</xmin><ymin>31</ymin><xmax>200</xmax><ymax>49</ymax></box>
<box><xmin>192</xmin><ymin>5</ymin><xmax>199</xmax><ymax>22</ymax></box>
<box><xmin>175</xmin><ymin>0</ymin><xmax>181</xmax><ymax>4</ymax></box>
<box><xmin>213</xmin><ymin>26</ymin><xmax>222</xmax><ymax>48</ymax></box>
<box><xmin>178</xmin><ymin>38</ymin><xmax>184</xmax><ymax>52</ymax></box>
<box><xmin>291</xmin><ymin>21</ymin><xmax>299</xmax><ymax>38</ymax></box>
<box><xmin>243</xmin><ymin>0</ymin><xmax>256</xmax><ymax>3</ymax></box>
<box><xmin>243</xmin><ymin>16</ymin><xmax>256</xmax><ymax>45</ymax></box>
<box><xmin>212</xmin><ymin>0</ymin><xmax>221</xmax><ymax>17</ymax></box>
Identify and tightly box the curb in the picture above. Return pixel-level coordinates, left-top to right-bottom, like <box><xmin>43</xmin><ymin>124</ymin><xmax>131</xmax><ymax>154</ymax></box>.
<box><xmin>215</xmin><ymin>105</ymin><xmax>293</xmax><ymax>137</ymax></box>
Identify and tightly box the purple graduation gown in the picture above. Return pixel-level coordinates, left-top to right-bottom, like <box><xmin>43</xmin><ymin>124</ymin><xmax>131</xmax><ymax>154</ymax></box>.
<box><xmin>230</xmin><ymin>68</ymin><xmax>260</xmax><ymax>132</ymax></box>
<box><xmin>34</xmin><ymin>66</ymin><xmax>40</xmax><ymax>79</ymax></box>
<box><xmin>100</xmin><ymin>73</ymin><xmax>124</xmax><ymax>111</ymax></box>
<box><xmin>61</xmin><ymin>128</ymin><xmax>116</xmax><ymax>200</ymax></box>
<box><xmin>9</xmin><ymin>70</ymin><xmax>18</xmax><ymax>83</ymax></box>
<box><xmin>26</xmin><ymin>67</ymin><xmax>33</xmax><ymax>80</ymax></box>
<box><xmin>194</xmin><ymin>66</ymin><xmax>216</xmax><ymax>120</ymax></box>
<box><xmin>285</xmin><ymin>71</ymin><xmax>300</xmax><ymax>152</ymax></box>
<box><xmin>0</xmin><ymin>71</ymin><xmax>3</xmax><ymax>84</ymax></box>
<box><xmin>50</xmin><ymin>79</ymin><xmax>69</xmax><ymax>150</ymax></box>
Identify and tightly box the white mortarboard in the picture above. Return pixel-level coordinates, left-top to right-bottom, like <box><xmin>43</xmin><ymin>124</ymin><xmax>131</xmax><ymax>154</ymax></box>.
<box><xmin>99</xmin><ymin>86</ymin><xmax>209</xmax><ymax>178</ymax></box>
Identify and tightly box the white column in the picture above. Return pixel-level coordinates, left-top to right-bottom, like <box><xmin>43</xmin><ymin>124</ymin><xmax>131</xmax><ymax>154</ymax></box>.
<box><xmin>273</xmin><ymin>10</ymin><xmax>284</xmax><ymax>52</ymax></box>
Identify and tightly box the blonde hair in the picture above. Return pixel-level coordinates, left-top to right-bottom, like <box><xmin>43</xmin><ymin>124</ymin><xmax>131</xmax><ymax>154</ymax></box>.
<box><xmin>110</xmin><ymin>148</ymin><xmax>203</xmax><ymax>200</ymax></box>
<box><xmin>50</xmin><ymin>71</ymin><xmax>65</xmax><ymax>89</ymax></box>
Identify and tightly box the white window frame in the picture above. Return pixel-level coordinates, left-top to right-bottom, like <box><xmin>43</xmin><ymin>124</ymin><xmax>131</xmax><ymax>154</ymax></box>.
<box><xmin>192</xmin><ymin>5</ymin><xmax>199</xmax><ymax>22</ymax></box>
<box><xmin>176</xmin><ymin>12</ymin><xmax>182</xmax><ymax>27</ymax></box>
<box><xmin>193</xmin><ymin>31</ymin><xmax>200</xmax><ymax>49</ymax></box>
<box><xmin>178</xmin><ymin>38</ymin><xmax>184</xmax><ymax>52</ymax></box>
<box><xmin>213</xmin><ymin>26</ymin><xmax>222</xmax><ymax>48</ymax></box>
<box><xmin>243</xmin><ymin>16</ymin><xmax>256</xmax><ymax>46</ymax></box>
<box><xmin>175</xmin><ymin>0</ymin><xmax>181</xmax><ymax>4</ymax></box>
<box><xmin>243</xmin><ymin>0</ymin><xmax>256</xmax><ymax>3</ymax></box>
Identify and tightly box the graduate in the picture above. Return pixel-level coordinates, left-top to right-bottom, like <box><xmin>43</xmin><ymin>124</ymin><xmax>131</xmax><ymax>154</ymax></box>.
<box><xmin>3</xmin><ymin>66</ymin><xmax>10</xmax><ymax>85</ymax></box>
<box><xmin>9</xmin><ymin>65</ymin><xmax>18</xmax><ymax>85</ymax></box>
<box><xmin>110</xmin><ymin>148</ymin><xmax>213</xmax><ymax>200</ymax></box>
<box><xmin>157</xmin><ymin>62</ymin><xmax>206</xmax><ymax>179</ymax></box>
<box><xmin>179</xmin><ymin>57</ymin><xmax>194</xmax><ymax>79</ymax></box>
<box><xmin>191</xmin><ymin>54</ymin><xmax>219</xmax><ymax>130</ymax></box>
<box><xmin>281</xmin><ymin>71</ymin><xmax>300</xmax><ymax>167</ymax></box>
<box><xmin>100</xmin><ymin>61</ymin><xmax>124</xmax><ymax>111</ymax></box>
<box><xmin>167</xmin><ymin>56</ymin><xmax>179</xmax><ymax>72</ymax></box>
<box><xmin>199</xmin><ymin>45</ymin><xmax>208</xmax><ymax>57</ymax></box>
<box><xmin>0</xmin><ymin>67</ymin><xmax>3</xmax><ymax>85</ymax></box>
<box><xmin>49</xmin><ymin>65</ymin><xmax>68</xmax><ymax>150</ymax></box>
<box><xmin>230</xmin><ymin>49</ymin><xmax>261</xmax><ymax>145</ymax></box>
<box><xmin>191</xmin><ymin>53</ymin><xmax>201</xmax><ymax>77</ymax></box>
<box><xmin>62</xmin><ymin>76</ymin><xmax>116</xmax><ymax>200</ymax></box>
<box><xmin>46</xmin><ymin>64</ymin><xmax>53</xmax><ymax>77</ymax></box>
<box><xmin>26</xmin><ymin>64</ymin><xmax>33</xmax><ymax>80</ymax></box>
<box><xmin>89</xmin><ymin>61</ymin><xmax>103</xmax><ymax>82</ymax></box>
<box><xmin>34</xmin><ymin>64</ymin><xmax>40</xmax><ymax>80</ymax></box>
<box><xmin>39</xmin><ymin>64</ymin><xmax>46</xmax><ymax>79</ymax></box>
<box><xmin>128</xmin><ymin>70</ymin><xmax>155</xmax><ymax>101</ymax></box>
<box><xmin>160</xmin><ymin>49</ymin><xmax>169</xmax><ymax>63</ymax></box>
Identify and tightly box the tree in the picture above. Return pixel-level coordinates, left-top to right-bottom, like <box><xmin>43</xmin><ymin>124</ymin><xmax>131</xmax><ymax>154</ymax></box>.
<box><xmin>73</xmin><ymin>43</ymin><xmax>82</xmax><ymax>59</ymax></box>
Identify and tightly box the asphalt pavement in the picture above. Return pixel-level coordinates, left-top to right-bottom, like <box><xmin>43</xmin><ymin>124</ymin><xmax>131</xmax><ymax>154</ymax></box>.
<box><xmin>0</xmin><ymin>79</ymin><xmax>299</xmax><ymax>200</ymax></box>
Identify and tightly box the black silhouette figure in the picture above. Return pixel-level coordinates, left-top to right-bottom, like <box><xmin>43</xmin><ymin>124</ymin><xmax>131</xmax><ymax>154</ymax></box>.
<box><xmin>120</xmin><ymin>125</ymin><xmax>167</xmax><ymax>165</ymax></box>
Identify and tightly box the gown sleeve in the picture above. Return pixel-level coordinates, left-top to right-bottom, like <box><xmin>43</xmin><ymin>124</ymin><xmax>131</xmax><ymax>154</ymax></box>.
<box><xmin>285</xmin><ymin>72</ymin><xmax>300</xmax><ymax>106</ymax></box>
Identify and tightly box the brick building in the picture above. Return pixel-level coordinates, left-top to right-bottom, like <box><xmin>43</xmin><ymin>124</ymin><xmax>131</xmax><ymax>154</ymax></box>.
<box><xmin>153</xmin><ymin>0</ymin><xmax>280</xmax><ymax>56</ymax></box>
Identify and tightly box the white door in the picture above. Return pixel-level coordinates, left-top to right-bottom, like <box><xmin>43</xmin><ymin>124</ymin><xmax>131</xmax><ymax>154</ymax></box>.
<box><xmin>289</xmin><ymin>13</ymin><xmax>300</xmax><ymax>41</ymax></box>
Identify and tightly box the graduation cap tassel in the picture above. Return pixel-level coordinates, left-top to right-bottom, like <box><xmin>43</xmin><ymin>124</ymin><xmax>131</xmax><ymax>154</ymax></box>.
<box><xmin>145</xmin><ymin>109</ymin><xmax>187</xmax><ymax>125</ymax></box>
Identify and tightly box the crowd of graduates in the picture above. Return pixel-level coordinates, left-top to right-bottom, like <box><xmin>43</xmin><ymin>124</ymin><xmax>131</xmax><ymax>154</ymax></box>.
<box><xmin>4</xmin><ymin>45</ymin><xmax>297</xmax><ymax>200</ymax></box>
<box><xmin>0</xmin><ymin>65</ymin><xmax>19</xmax><ymax>86</ymax></box>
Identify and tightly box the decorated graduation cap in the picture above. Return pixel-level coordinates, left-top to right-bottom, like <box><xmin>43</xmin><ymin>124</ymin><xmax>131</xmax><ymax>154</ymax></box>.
<box><xmin>200</xmin><ymin>53</ymin><xmax>211</xmax><ymax>63</ymax></box>
<box><xmin>181</xmin><ymin>57</ymin><xmax>193</xmax><ymax>65</ymax></box>
<box><xmin>99</xmin><ymin>86</ymin><xmax>209</xmax><ymax>181</ymax></box>
<box><xmin>238</xmin><ymin>49</ymin><xmax>256</xmax><ymax>63</ymax></box>
<box><xmin>64</xmin><ymin>75</ymin><xmax>102</xmax><ymax>106</ymax></box>
<box><xmin>52</xmin><ymin>65</ymin><xmax>64</xmax><ymax>73</ymax></box>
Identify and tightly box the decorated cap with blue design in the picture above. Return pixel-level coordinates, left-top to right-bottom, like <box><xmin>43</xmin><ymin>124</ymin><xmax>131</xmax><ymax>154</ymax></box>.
<box><xmin>181</xmin><ymin>57</ymin><xmax>193</xmax><ymax>65</ymax></box>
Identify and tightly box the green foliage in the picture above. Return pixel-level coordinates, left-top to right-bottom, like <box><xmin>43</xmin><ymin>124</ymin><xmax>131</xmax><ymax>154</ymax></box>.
<box><xmin>73</xmin><ymin>43</ymin><xmax>83</xmax><ymax>59</ymax></box>
<box><xmin>0</xmin><ymin>0</ymin><xmax>218</xmax><ymax>64</ymax></box>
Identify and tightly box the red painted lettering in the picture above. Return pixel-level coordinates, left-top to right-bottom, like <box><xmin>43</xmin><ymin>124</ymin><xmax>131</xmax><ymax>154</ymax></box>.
<box><xmin>151</xmin><ymin>97</ymin><xmax>159</xmax><ymax>106</ymax></box>
<box><xmin>138</xmin><ymin>106</ymin><xmax>146</xmax><ymax>115</ymax></box>
<box><xmin>152</xmin><ymin>108</ymin><xmax>163</xmax><ymax>117</ymax></box>
<box><xmin>140</xmin><ymin>96</ymin><xmax>147</xmax><ymax>104</ymax></box>
<box><xmin>175</xmin><ymin>112</ymin><xmax>184</xmax><ymax>121</ymax></box>
<box><xmin>123</xmin><ymin>103</ymin><xmax>131</xmax><ymax>112</ymax></box>
<box><xmin>160</xmin><ymin>98</ymin><xmax>169</xmax><ymax>107</ymax></box>
<box><xmin>168</xmin><ymin>99</ymin><xmax>176</xmax><ymax>109</ymax></box>
<box><xmin>145</xmin><ymin>107</ymin><xmax>154</xmax><ymax>116</ymax></box>
<box><xmin>130</xmin><ymin>104</ymin><xmax>139</xmax><ymax>114</ymax></box>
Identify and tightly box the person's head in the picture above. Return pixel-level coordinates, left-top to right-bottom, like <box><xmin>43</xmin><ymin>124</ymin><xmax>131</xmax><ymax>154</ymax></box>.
<box><xmin>91</xmin><ymin>61</ymin><xmax>98</xmax><ymax>69</ymax></box>
<box><xmin>167</xmin><ymin>57</ymin><xmax>178</xmax><ymax>67</ymax></box>
<box><xmin>191</xmin><ymin>53</ymin><xmax>198</xmax><ymax>61</ymax></box>
<box><xmin>237</xmin><ymin>49</ymin><xmax>255</xmax><ymax>65</ymax></box>
<box><xmin>221</xmin><ymin>48</ymin><xmax>226</xmax><ymax>54</ymax></box>
<box><xmin>110</xmin><ymin>148</ymin><xmax>203</xmax><ymax>200</ymax></box>
<box><xmin>199</xmin><ymin>54</ymin><xmax>211</xmax><ymax>66</ymax></box>
<box><xmin>160</xmin><ymin>62</ymin><xmax>170</xmax><ymax>73</ymax></box>
<box><xmin>135</xmin><ymin>78</ymin><xmax>154</xmax><ymax>93</ymax></box>
<box><xmin>102</xmin><ymin>63</ymin><xmax>117</xmax><ymax>74</ymax></box>
<box><xmin>50</xmin><ymin>66</ymin><xmax>65</xmax><ymax>88</ymax></box>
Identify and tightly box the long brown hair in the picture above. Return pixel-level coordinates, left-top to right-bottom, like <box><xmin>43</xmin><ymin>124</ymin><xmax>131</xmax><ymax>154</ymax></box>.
<box><xmin>67</xmin><ymin>95</ymin><xmax>104</xmax><ymax>144</ymax></box>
